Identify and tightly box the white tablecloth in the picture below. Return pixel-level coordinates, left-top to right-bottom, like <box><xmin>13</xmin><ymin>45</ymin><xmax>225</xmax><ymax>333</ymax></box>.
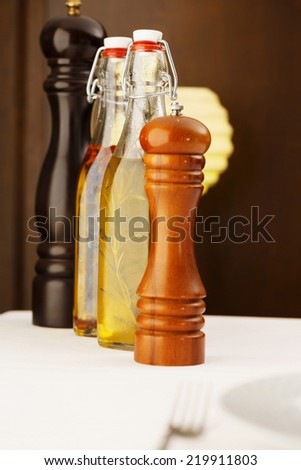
<box><xmin>0</xmin><ymin>311</ymin><xmax>300</xmax><ymax>450</ymax></box>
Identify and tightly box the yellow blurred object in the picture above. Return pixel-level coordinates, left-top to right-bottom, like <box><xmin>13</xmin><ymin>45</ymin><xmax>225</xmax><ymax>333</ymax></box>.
<box><xmin>177</xmin><ymin>87</ymin><xmax>234</xmax><ymax>194</ymax></box>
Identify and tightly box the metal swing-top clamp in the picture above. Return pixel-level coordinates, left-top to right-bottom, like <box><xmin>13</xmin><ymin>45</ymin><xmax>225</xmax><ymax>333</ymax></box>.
<box><xmin>87</xmin><ymin>32</ymin><xmax>178</xmax><ymax>104</ymax></box>
<box><xmin>159</xmin><ymin>39</ymin><xmax>178</xmax><ymax>101</ymax></box>
<box><xmin>121</xmin><ymin>33</ymin><xmax>178</xmax><ymax>102</ymax></box>
<box><xmin>86</xmin><ymin>37</ymin><xmax>132</xmax><ymax>103</ymax></box>
<box><xmin>86</xmin><ymin>46</ymin><xmax>105</xmax><ymax>103</ymax></box>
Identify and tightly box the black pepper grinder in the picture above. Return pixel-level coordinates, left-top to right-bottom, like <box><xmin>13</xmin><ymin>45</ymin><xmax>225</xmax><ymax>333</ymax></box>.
<box><xmin>32</xmin><ymin>1</ymin><xmax>106</xmax><ymax>328</ymax></box>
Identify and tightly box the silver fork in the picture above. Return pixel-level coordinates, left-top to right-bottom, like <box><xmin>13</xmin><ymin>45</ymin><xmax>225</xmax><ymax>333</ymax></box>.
<box><xmin>159</xmin><ymin>382</ymin><xmax>209</xmax><ymax>450</ymax></box>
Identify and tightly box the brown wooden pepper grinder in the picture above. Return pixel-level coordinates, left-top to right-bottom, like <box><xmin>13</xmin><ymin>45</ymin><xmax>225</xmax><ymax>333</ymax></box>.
<box><xmin>135</xmin><ymin>103</ymin><xmax>211</xmax><ymax>366</ymax></box>
<box><xmin>32</xmin><ymin>1</ymin><xmax>106</xmax><ymax>328</ymax></box>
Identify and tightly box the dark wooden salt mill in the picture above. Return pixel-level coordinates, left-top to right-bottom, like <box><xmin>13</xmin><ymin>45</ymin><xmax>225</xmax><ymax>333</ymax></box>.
<box><xmin>32</xmin><ymin>1</ymin><xmax>106</xmax><ymax>328</ymax></box>
<box><xmin>135</xmin><ymin>103</ymin><xmax>211</xmax><ymax>366</ymax></box>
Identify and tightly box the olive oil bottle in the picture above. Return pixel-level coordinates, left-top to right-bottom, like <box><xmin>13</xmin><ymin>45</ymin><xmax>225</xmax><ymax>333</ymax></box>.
<box><xmin>98</xmin><ymin>29</ymin><xmax>178</xmax><ymax>350</ymax></box>
<box><xmin>73</xmin><ymin>37</ymin><xmax>131</xmax><ymax>337</ymax></box>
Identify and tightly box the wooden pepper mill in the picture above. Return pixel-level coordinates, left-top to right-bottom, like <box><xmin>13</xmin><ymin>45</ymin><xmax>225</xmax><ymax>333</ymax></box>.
<box><xmin>32</xmin><ymin>1</ymin><xmax>106</xmax><ymax>328</ymax></box>
<box><xmin>135</xmin><ymin>103</ymin><xmax>211</xmax><ymax>366</ymax></box>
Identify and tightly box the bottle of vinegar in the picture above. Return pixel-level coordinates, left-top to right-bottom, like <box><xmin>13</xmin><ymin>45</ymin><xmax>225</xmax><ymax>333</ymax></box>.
<box><xmin>97</xmin><ymin>29</ymin><xmax>178</xmax><ymax>350</ymax></box>
<box><xmin>73</xmin><ymin>37</ymin><xmax>131</xmax><ymax>337</ymax></box>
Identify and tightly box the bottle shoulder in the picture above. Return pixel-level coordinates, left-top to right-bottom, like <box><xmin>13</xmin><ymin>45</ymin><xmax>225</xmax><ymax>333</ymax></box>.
<box><xmin>113</xmin><ymin>96</ymin><xmax>167</xmax><ymax>159</ymax></box>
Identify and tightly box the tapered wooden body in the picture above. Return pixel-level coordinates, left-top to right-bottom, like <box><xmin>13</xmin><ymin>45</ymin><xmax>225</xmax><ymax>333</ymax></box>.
<box><xmin>32</xmin><ymin>12</ymin><xmax>106</xmax><ymax>328</ymax></box>
<box><xmin>135</xmin><ymin>114</ymin><xmax>211</xmax><ymax>366</ymax></box>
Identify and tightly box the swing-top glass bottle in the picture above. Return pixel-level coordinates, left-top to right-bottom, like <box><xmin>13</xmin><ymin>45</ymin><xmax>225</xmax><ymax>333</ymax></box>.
<box><xmin>97</xmin><ymin>29</ymin><xmax>178</xmax><ymax>350</ymax></box>
<box><xmin>73</xmin><ymin>36</ymin><xmax>131</xmax><ymax>337</ymax></box>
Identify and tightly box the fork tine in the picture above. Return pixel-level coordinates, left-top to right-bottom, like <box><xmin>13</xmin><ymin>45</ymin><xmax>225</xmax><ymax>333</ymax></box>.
<box><xmin>190</xmin><ymin>382</ymin><xmax>207</xmax><ymax>433</ymax></box>
<box><xmin>171</xmin><ymin>382</ymin><xmax>188</xmax><ymax>429</ymax></box>
<box><xmin>177</xmin><ymin>382</ymin><xmax>196</xmax><ymax>432</ymax></box>
<box><xmin>177</xmin><ymin>382</ymin><xmax>202</xmax><ymax>434</ymax></box>
<box><xmin>158</xmin><ymin>385</ymin><xmax>182</xmax><ymax>450</ymax></box>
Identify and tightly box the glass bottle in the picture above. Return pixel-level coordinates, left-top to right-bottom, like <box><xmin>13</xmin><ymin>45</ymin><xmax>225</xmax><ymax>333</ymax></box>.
<box><xmin>73</xmin><ymin>37</ymin><xmax>131</xmax><ymax>337</ymax></box>
<box><xmin>97</xmin><ymin>29</ymin><xmax>178</xmax><ymax>350</ymax></box>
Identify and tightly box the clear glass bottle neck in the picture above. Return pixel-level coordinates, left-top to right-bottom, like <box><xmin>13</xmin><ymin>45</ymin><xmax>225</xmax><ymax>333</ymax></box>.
<box><xmin>113</xmin><ymin>47</ymin><xmax>168</xmax><ymax>159</ymax></box>
<box><xmin>91</xmin><ymin>56</ymin><xmax>127</xmax><ymax>148</ymax></box>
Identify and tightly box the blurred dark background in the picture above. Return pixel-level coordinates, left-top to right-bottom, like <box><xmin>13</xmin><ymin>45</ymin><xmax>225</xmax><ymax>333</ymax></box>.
<box><xmin>0</xmin><ymin>0</ymin><xmax>300</xmax><ymax>316</ymax></box>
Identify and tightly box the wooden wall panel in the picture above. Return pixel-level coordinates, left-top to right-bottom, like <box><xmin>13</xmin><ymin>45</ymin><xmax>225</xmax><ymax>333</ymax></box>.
<box><xmin>0</xmin><ymin>0</ymin><xmax>21</xmax><ymax>311</ymax></box>
<box><xmin>0</xmin><ymin>0</ymin><xmax>48</xmax><ymax>312</ymax></box>
<box><xmin>22</xmin><ymin>0</ymin><xmax>49</xmax><ymax>308</ymax></box>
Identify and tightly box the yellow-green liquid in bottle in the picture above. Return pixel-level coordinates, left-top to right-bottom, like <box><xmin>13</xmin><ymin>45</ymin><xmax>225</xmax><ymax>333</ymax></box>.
<box><xmin>74</xmin><ymin>144</ymin><xmax>112</xmax><ymax>337</ymax></box>
<box><xmin>97</xmin><ymin>156</ymin><xmax>149</xmax><ymax>350</ymax></box>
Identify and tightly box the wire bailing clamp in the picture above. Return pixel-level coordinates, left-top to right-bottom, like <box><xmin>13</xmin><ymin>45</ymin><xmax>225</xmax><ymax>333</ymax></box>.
<box><xmin>86</xmin><ymin>46</ymin><xmax>104</xmax><ymax>103</ymax></box>
<box><xmin>159</xmin><ymin>40</ymin><xmax>178</xmax><ymax>101</ymax></box>
<box><xmin>121</xmin><ymin>39</ymin><xmax>178</xmax><ymax>101</ymax></box>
